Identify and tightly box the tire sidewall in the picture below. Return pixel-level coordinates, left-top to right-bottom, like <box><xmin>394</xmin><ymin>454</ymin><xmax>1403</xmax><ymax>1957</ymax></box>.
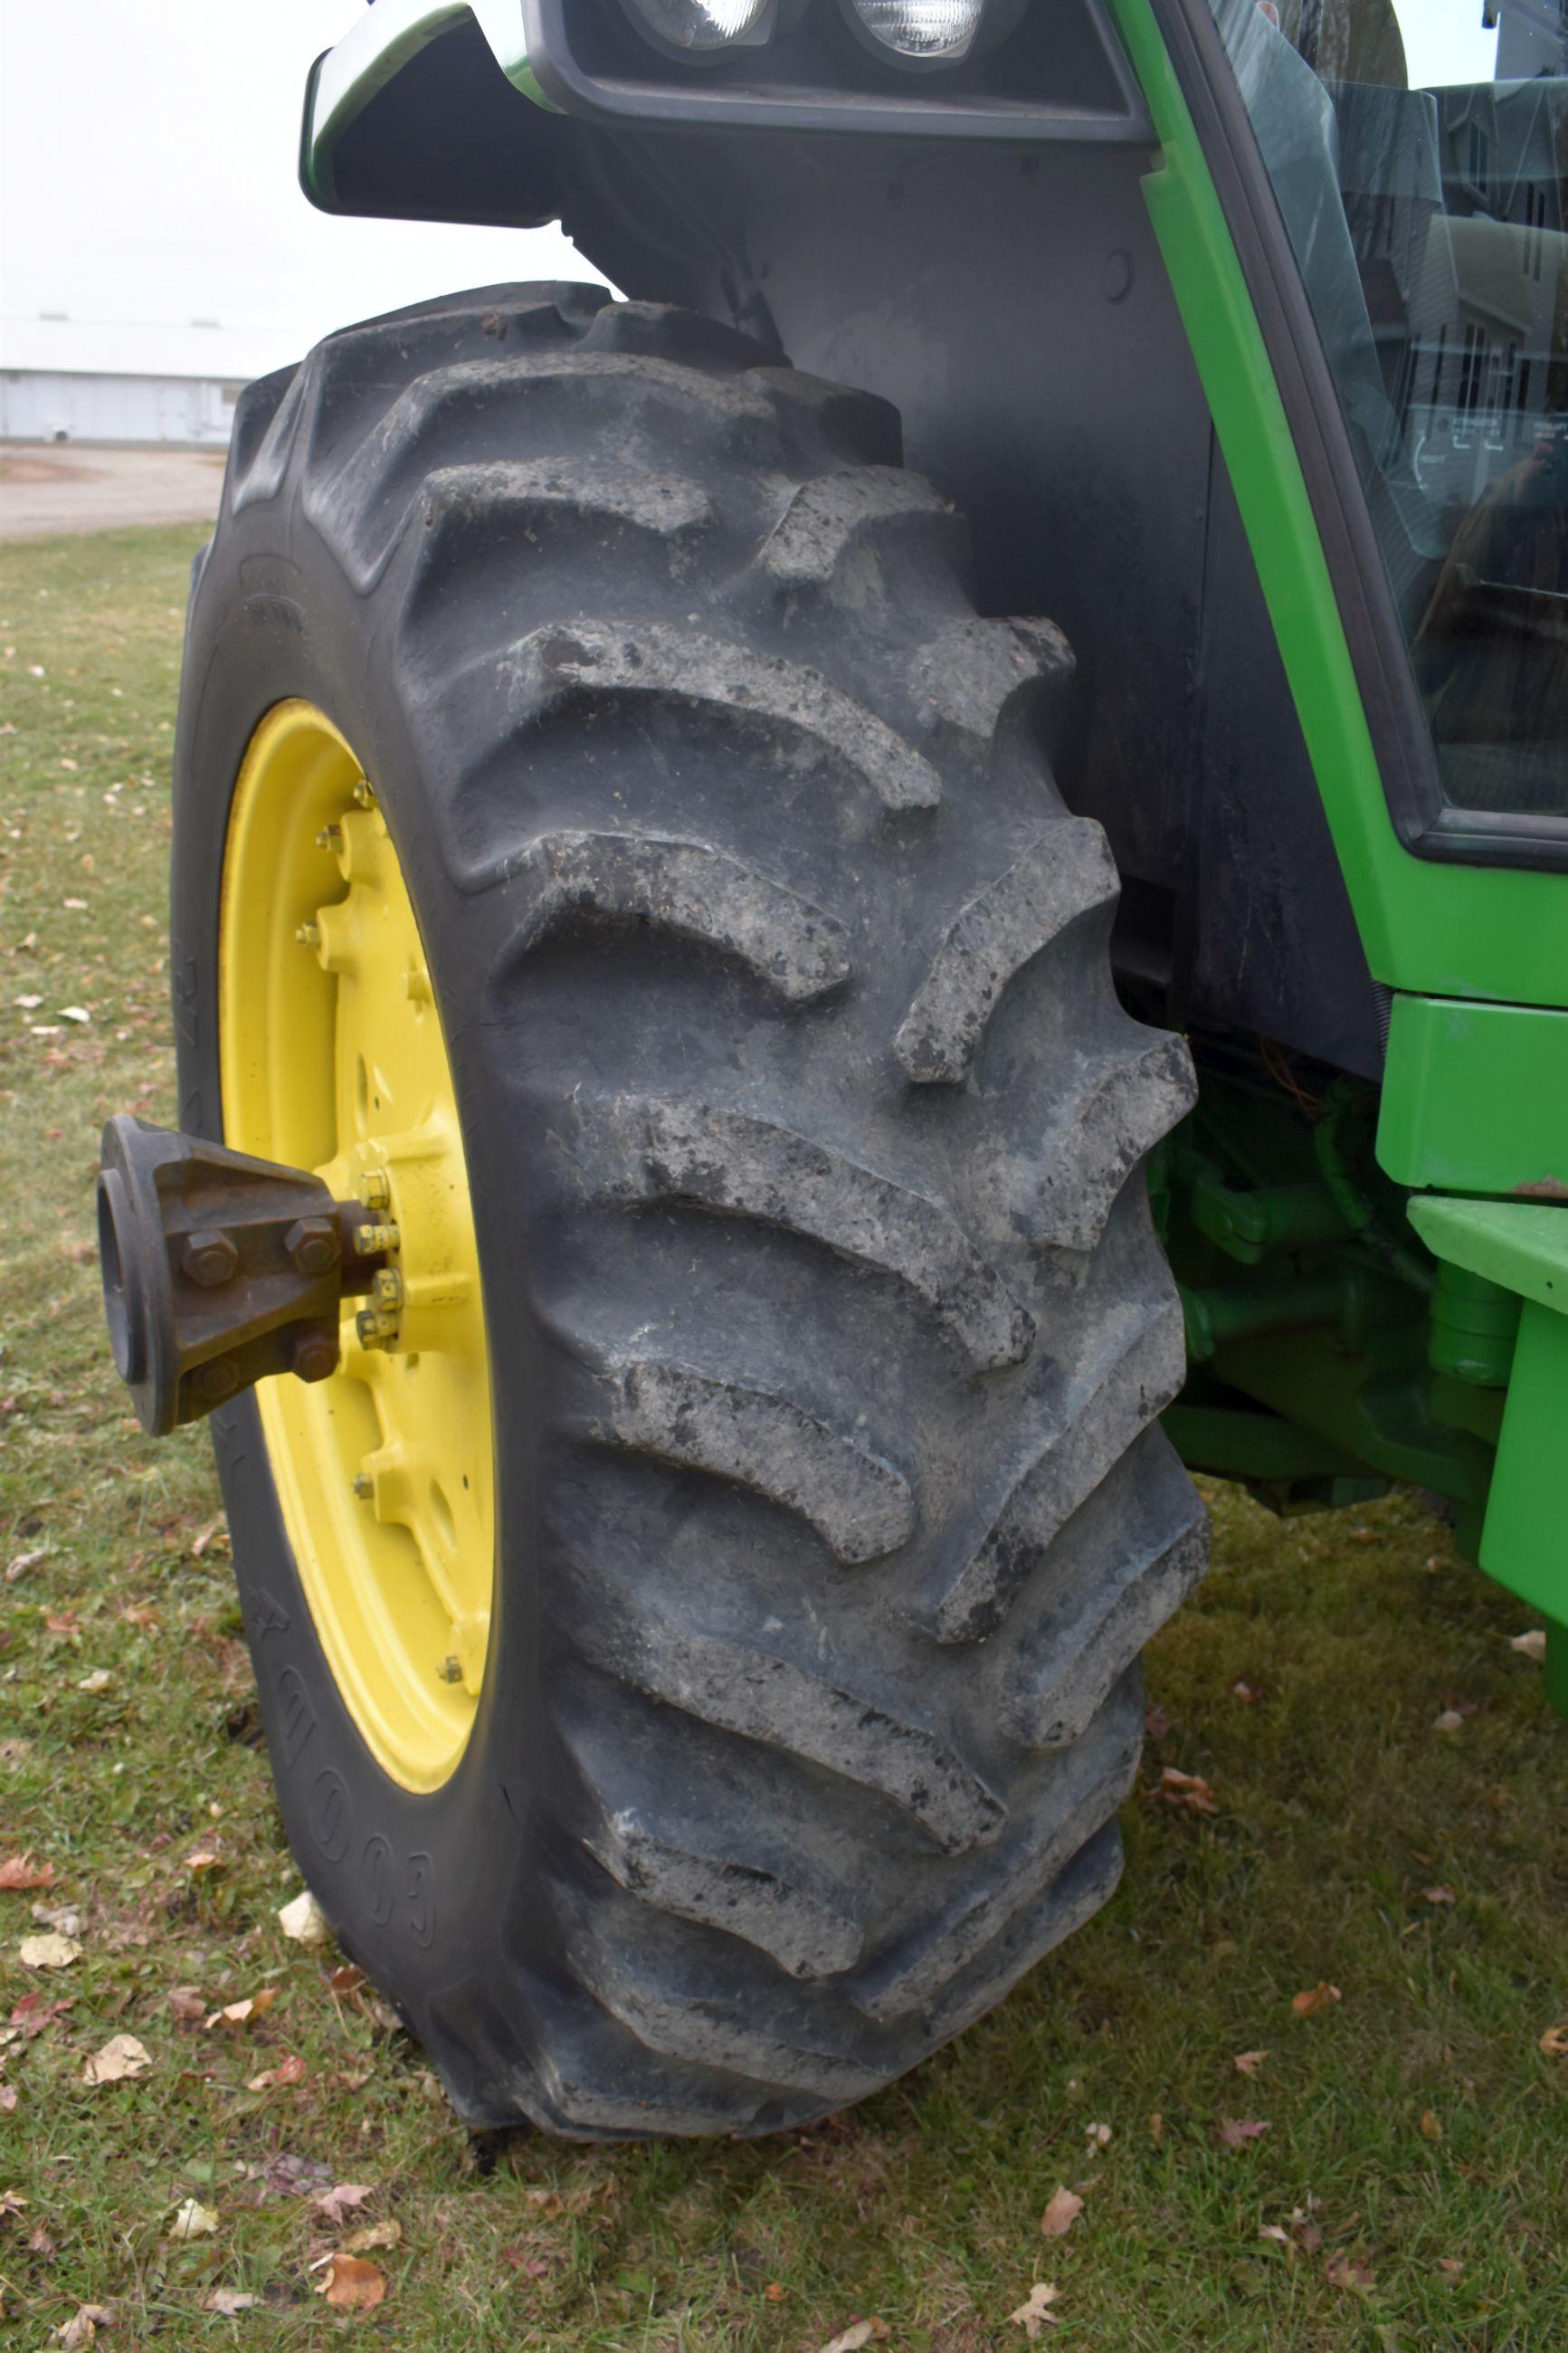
<box><xmin>174</xmin><ymin>496</ymin><xmax>549</xmax><ymax>2099</ymax></box>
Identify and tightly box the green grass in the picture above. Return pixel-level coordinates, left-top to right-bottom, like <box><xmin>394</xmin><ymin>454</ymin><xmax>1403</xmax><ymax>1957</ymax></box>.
<box><xmin>1</xmin><ymin>525</ymin><xmax>1563</xmax><ymax>2350</ymax></box>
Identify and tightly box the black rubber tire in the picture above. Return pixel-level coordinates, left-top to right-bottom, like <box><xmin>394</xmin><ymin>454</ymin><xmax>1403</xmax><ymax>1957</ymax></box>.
<box><xmin>173</xmin><ymin>283</ymin><xmax>1208</xmax><ymax>2139</ymax></box>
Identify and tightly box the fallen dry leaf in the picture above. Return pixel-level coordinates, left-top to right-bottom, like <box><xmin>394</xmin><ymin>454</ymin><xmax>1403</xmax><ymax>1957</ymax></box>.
<box><xmin>56</xmin><ymin>2308</ymin><xmax>116</xmax><ymax>2348</ymax></box>
<box><xmin>1006</xmin><ymin>2282</ymin><xmax>1061</xmax><ymax>2339</ymax></box>
<box><xmin>817</xmin><ymin>2325</ymin><xmax>889</xmax><ymax>2353</ymax></box>
<box><xmin>185</xmin><ymin>1849</ymin><xmax>223</xmax><ymax>1876</ymax></box>
<box><xmin>277</xmin><ymin>1889</ymin><xmax>328</xmax><ymax>1948</ymax></box>
<box><xmin>190</xmin><ymin>1517</ymin><xmax>229</xmax><ymax>1559</ymax></box>
<box><xmin>314</xmin><ymin>2256</ymin><xmax>388</xmax><ymax>2314</ymax></box>
<box><xmin>1147</xmin><ymin>2110</ymin><xmax>1164</xmax><ymax>2146</ymax></box>
<box><xmin>314</xmin><ymin>2182</ymin><xmax>375</xmax><ymax>2225</ymax></box>
<box><xmin>1420</xmin><ymin>2109</ymin><xmax>1443</xmax><ymax>2140</ymax></box>
<box><xmin>76</xmin><ymin>1670</ymin><xmax>111</xmax><ymax>1694</ymax></box>
<box><xmin>1324</xmin><ymin>2253</ymin><xmax>1377</xmax><ymax>2293</ymax></box>
<box><xmin>1214</xmin><ymin>2118</ymin><xmax>1270</xmax><ymax>2152</ymax></box>
<box><xmin>1436</xmin><ymin>2257</ymin><xmax>1464</xmax><ymax>2281</ymax></box>
<box><xmin>1507</xmin><ymin>1630</ymin><xmax>1547</xmax><ymax>1662</ymax></box>
<box><xmin>167</xmin><ymin>1986</ymin><xmax>206</xmax><ymax>2025</ymax></box>
<box><xmin>11</xmin><ymin>1992</ymin><xmax>71</xmax><ymax>2038</ymax></box>
<box><xmin>169</xmin><ymin>2198</ymin><xmax>220</xmax><ymax>2241</ymax></box>
<box><xmin>1291</xmin><ymin>1982</ymin><xmax>1343</xmax><ymax>2018</ymax></box>
<box><xmin>1230</xmin><ymin>1679</ymin><xmax>1265</xmax><ymax>1703</ymax></box>
<box><xmin>19</xmin><ymin>1932</ymin><xmax>81</xmax><ymax>1970</ymax></box>
<box><xmin>205</xmin><ymin>1989</ymin><xmax>276</xmax><ymax>2032</ymax></box>
<box><xmin>1538</xmin><ymin>2024</ymin><xmax>1568</xmax><ymax>2059</ymax></box>
<box><xmin>1433</xmin><ymin>1709</ymin><xmax>1467</xmax><ymax>1735</ymax></box>
<box><xmin>247</xmin><ymin>2053</ymin><xmax>307</xmax><ymax>2091</ymax></box>
<box><xmin>1233</xmin><ymin>2050</ymin><xmax>1269</xmax><ymax>2077</ymax></box>
<box><xmin>1421</xmin><ymin>1886</ymin><xmax>1456</xmax><ymax>1907</ymax></box>
<box><xmin>204</xmin><ymin>2291</ymin><xmax>259</xmax><ymax>2316</ymax></box>
<box><xmin>1144</xmin><ymin>1703</ymin><xmax>1175</xmax><ymax>1741</ymax></box>
<box><xmin>1084</xmin><ymin>2121</ymin><xmax>1112</xmax><ymax>2148</ymax></box>
<box><xmin>1039</xmin><ymin>2186</ymin><xmax>1084</xmax><ymax>2239</ymax></box>
<box><xmin>1259</xmin><ymin>2224</ymin><xmax>1291</xmax><ymax>2245</ymax></box>
<box><xmin>82</xmin><ymin>2034</ymin><xmax>152</xmax><ymax>2085</ymax></box>
<box><xmin>1151</xmin><ymin>1763</ymin><xmax>1220</xmax><ymax>1814</ymax></box>
<box><xmin>345</xmin><ymin>2219</ymin><xmax>402</xmax><ymax>2255</ymax></box>
<box><xmin>0</xmin><ymin>1854</ymin><xmax>55</xmax><ymax>1893</ymax></box>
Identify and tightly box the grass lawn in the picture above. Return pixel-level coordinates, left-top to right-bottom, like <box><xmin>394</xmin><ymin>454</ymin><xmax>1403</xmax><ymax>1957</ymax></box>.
<box><xmin>0</xmin><ymin>523</ymin><xmax>1563</xmax><ymax>2349</ymax></box>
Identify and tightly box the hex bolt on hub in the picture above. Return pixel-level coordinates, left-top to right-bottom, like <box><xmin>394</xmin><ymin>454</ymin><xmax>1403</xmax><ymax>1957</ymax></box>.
<box><xmin>97</xmin><ymin>1115</ymin><xmax>393</xmax><ymax>1436</ymax></box>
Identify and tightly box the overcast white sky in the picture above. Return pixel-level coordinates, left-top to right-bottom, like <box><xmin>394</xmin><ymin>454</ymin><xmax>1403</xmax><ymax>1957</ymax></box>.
<box><xmin>0</xmin><ymin>0</ymin><xmax>608</xmax><ymax>380</ymax></box>
<box><xmin>0</xmin><ymin>0</ymin><xmax>1506</xmax><ymax>382</ymax></box>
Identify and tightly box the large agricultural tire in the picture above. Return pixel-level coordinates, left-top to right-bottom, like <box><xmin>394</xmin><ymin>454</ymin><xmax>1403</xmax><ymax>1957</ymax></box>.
<box><xmin>173</xmin><ymin>282</ymin><xmax>1208</xmax><ymax>2138</ymax></box>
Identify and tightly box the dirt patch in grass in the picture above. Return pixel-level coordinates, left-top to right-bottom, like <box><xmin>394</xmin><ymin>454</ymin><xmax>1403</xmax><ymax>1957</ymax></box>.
<box><xmin>1</xmin><ymin>527</ymin><xmax>1563</xmax><ymax>2347</ymax></box>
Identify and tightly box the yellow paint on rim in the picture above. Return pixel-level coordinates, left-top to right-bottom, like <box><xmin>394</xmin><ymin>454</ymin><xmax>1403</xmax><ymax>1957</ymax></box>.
<box><xmin>220</xmin><ymin>701</ymin><xmax>494</xmax><ymax>1791</ymax></box>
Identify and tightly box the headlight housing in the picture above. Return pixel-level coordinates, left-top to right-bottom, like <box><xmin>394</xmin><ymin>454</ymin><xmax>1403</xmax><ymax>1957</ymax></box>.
<box><xmin>841</xmin><ymin>0</ymin><xmax>990</xmax><ymax>62</ymax></box>
<box><xmin>620</xmin><ymin>0</ymin><xmax>778</xmax><ymax>52</ymax></box>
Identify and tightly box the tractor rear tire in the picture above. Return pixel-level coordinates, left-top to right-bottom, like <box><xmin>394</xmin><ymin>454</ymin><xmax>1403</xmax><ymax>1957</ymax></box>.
<box><xmin>174</xmin><ymin>283</ymin><xmax>1207</xmax><ymax>2137</ymax></box>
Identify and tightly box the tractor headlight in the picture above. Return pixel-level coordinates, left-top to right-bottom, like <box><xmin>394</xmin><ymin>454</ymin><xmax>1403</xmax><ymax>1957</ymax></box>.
<box><xmin>841</xmin><ymin>0</ymin><xmax>990</xmax><ymax>61</ymax></box>
<box><xmin>622</xmin><ymin>0</ymin><xmax>777</xmax><ymax>52</ymax></box>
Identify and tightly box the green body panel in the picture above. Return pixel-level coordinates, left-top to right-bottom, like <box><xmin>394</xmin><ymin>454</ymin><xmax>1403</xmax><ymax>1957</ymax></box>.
<box><xmin>1408</xmin><ymin>1196</ymin><xmax>1568</xmax><ymax>1319</ymax></box>
<box><xmin>1105</xmin><ymin>0</ymin><xmax>1568</xmax><ymax>1016</ymax></box>
<box><xmin>1380</xmin><ymin>999</ymin><xmax>1568</xmax><ymax>1198</ymax></box>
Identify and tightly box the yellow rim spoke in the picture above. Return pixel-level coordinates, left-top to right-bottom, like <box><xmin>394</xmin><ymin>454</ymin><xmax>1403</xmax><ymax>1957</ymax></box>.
<box><xmin>219</xmin><ymin>701</ymin><xmax>494</xmax><ymax>1792</ymax></box>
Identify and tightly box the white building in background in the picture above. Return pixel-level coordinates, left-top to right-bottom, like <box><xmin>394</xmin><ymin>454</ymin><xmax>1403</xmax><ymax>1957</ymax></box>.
<box><xmin>0</xmin><ymin>313</ymin><xmax>282</xmax><ymax>448</ymax></box>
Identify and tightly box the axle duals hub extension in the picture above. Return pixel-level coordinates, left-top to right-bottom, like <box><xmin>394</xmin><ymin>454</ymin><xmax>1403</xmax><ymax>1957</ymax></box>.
<box><xmin>97</xmin><ymin>1115</ymin><xmax>388</xmax><ymax>1437</ymax></box>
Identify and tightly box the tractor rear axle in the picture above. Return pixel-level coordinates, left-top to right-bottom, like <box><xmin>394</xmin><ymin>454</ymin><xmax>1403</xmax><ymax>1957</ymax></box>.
<box><xmin>97</xmin><ymin>1114</ymin><xmax>392</xmax><ymax>1437</ymax></box>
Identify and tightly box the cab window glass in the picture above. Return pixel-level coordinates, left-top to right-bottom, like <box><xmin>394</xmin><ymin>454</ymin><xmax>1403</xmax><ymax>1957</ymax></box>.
<box><xmin>1205</xmin><ymin>0</ymin><xmax>1567</xmax><ymax>821</ymax></box>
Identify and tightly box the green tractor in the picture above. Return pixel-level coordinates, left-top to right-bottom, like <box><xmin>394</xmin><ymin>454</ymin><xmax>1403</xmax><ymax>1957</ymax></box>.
<box><xmin>96</xmin><ymin>0</ymin><xmax>1566</xmax><ymax>2137</ymax></box>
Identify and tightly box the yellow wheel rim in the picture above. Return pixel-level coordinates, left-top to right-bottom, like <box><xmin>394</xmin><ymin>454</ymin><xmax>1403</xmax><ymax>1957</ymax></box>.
<box><xmin>219</xmin><ymin>701</ymin><xmax>494</xmax><ymax>1792</ymax></box>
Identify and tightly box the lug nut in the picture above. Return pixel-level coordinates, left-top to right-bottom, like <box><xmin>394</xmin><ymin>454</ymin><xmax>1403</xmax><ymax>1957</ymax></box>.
<box><xmin>315</xmin><ymin>824</ymin><xmax>343</xmax><ymax>852</ymax></box>
<box><xmin>182</xmin><ymin>1229</ymin><xmax>239</xmax><ymax>1288</ymax></box>
<box><xmin>195</xmin><ymin>1358</ymin><xmax>239</xmax><ymax>1401</ymax></box>
<box><xmin>356</xmin><ymin>1306</ymin><xmax>400</xmax><ymax>1351</ymax></box>
<box><xmin>285</xmin><ymin>1216</ymin><xmax>340</xmax><ymax>1276</ymax></box>
<box><xmin>353</xmin><ymin>1221</ymin><xmax>399</xmax><ymax>1257</ymax></box>
<box><xmin>352</xmin><ymin>777</ymin><xmax>376</xmax><ymax>808</ymax></box>
<box><xmin>295</xmin><ymin>919</ymin><xmax>320</xmax><ymax>948</ymax></box>
<box><xmin>356</xmin><ymin>1169</ymin><xmax>391</xmax><ymax>1213</ymax></box>
<box><xmin>374</xmin><ymin>1268</ymin><xmax>404</xmax><ymax>1310</ymax></box>
<box><xmin>438</xmin><ymin>1656</ymin><xmax>463</xmax><ymax>1684</ymax></box>
<box><xmin>290</xmin><ymin>1330</ymin><xmax>338</xmax><ymax>1384</ymax></box>
<box><xmin>351</xmin><ymin>1472</ymin><xmax>374</xmax><ymax>1499</ymax></box>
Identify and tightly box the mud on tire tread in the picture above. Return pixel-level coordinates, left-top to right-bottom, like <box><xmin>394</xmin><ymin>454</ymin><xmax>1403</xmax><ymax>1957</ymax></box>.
<box><xmin>200</xmin><ymin>282</ymin><xmax>1206</xmax><ymax>2139</ymax></box>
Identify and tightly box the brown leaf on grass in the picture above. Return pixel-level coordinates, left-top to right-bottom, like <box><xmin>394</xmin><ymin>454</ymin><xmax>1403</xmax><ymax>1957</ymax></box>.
<box><xmin>314</xmin><ymin>2254</ymin><xmax>387</xmax><ymax>2313</ymax></box>
<box><xmin>1233</xmin><ymin>2050</ymin><xmax>1269</xmax><ymax>2077</ymax></box>
<box><xmin>345</xmin><ymin>2219</ymin><xmax>402</xmax><ymax>2255</ymax></box>
<box><xmin>1291</xmin><ymin>1982</ymin><xmax>1343</xmax><ymax>2018</ymax></box>
<box><xmin>1420</xmin><ymin>2110</ymin><xmax>1443</xmax><ymax>2140</ymax></box>
<box><xmin>56</xmin><ymin>2307</ymin><xmax>116</xmax><ymax>2348</ymax></box>
<box><xmin>1259</xmin><ymin>2224</ymin><xmax>1290</xmax><ymax>2245</ymax></box>
<box><xmin>0</xmin><ymin>1855</ymin><xmax>55</xmax><ymax>1893</ymax></box>
<box><xmin>190</xmin><ymin>1517</ymin><xmax>229</xmax><ymax>1559</ymax></box>
<box><xmin>1006</xmin><ymin>2282</ymin><xmax>1061</xmax><ymax>2339</ymax></box>
<box><xmin>1039</xmin><ymin>2186</ymin><xmax>1084</xmax><ymax>2239</ymax></box>
<box><xmin>1421</xmin><ymin>1886</ymin><xmax>1456</xmax><ymax>1907</ymax></box>
<box><xmin>18</xmin><ymin>1932</ymin><xmax>81</xmax><ymax>1969</ymax></box>
<box><xmin>1324</xmin><ymin>2253</ymin><xmax>1377</xmax><ymax>2292</ymax></box>
<box><xmin>169</xmin><ymin>2199</ymin><xmax>220</xmax><ymax>2241</ymax></box>
<box><xmin>167</xmin><ymin>1986</ymin><xmax>206</xmax><ymax>2025</ymax></box>
<box><xmin>1214</xmin><ymin>2118</ymin><xmax>1270</xmax><ymax>2152</ymax></box>
<box><xmin>314</xmin><ymin>2183</ymin><xmax>375</xmax><ymax>2225</ymax></box>
<box><xmin>1151</xmin><ymin>1765</ymin><xmax>1220</xmax><ymax>1815</ymax></box>
<box><xmin>1507</xmin><ymin>1630</ymin><xmax>1547</xmax><ymax>1662</ymax></box>
<box><xmin>204</xmin><ymin>1988</ymin><xmax>276</xmax><ymax>2031</ymax></box>
<box><xmin>1288</xmin><ymin>2208</ymin><xmax>1324</xmax><ymax>2255</ymax></box>
<box><xmin>1147</xmin><ymin>2111</ymin><xmax>1164</xmax><ymax>2146</ymax></box>
<box><xmin>185</xmin><ymin>1849</ymin><xmax>223</xmax><ymax>1876</ymax></box>
<box><xmin>277</xmin><ymin>1890</ymin><xmax>328</xmax><ymax>1947</ymax></box>
<box><xmin>204</xmin><ymin>2291</ymin><xmax>259</xmax><ymax>2316</ymax></box>
<box><xmin>81</xmin><ymin>2034</ymin><xmax>152</xmax><ymax>2085</ymax></box>
<box><xmin>1143</xmin><ymin>1703</ymin><xmax>1175</xmax><ymax>1741</ymax></box>
<box><xmin>817</xmin><ymin>2325</ymin><xmax>889</xmax><ymax>2353</ymax></box>
<box><xmin>1432</xmin><ymin>1710</ymin><xmax>1467</xmax><ymax>1735</ymax></box>
<box><xmin>1436</xmin><ymin>2257</ymin><xmax>1464</xmax><ymax>2282</ymax></box>
<box><xmin>1538</xmin><ymin>2024</ymin><xmax>1568</xmax><ymax>2058</ymax></box>
<box><xmin>326</xmin><ymin>1964</ymin><xmax>368</xmax><ymax>2000</ymax></box>
<box><xmin>247</xmin><ymin>2053</ymin><xmax>306</xmax><ymax>2092</ymax></box>
<box><xmin>11</xmin><ymin>1992</ymin><xmax>72</xmax><ymax>2038</ymax></box>
<box><xmin>1084</xmin><ymin>2121</ymin><xmax>1112</xmax><ymax>2148</ymax></box>
<box><xmin>1230</xmin><ymin>1679</ymin><xmax>1265</xmax><ymax>1704</ymax></box>
<box><xmin>0</xmin><ymin>2085</ymin><xmax>16</xmax><ymax>2112</ymax></box>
